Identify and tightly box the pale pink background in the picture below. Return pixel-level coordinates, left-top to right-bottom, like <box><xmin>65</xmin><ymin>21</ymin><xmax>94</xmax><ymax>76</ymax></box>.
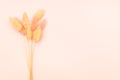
<box><xmin>0</xmin><ymin>0</ymin><xmax>120</xmax><ymax>80</ymax></box>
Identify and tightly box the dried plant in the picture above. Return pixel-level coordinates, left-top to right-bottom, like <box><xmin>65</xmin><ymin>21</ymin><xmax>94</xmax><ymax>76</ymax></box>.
<box><xmin>10</xmin><ymin>9</ymin><xmax>47</xmax><ymax>80</ymax></box>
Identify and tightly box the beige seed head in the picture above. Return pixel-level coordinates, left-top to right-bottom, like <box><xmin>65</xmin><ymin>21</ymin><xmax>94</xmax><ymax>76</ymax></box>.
<box><xmin>10</xmin><ymin>18</ymin><xmax>23</xmax><ymax>31</ymax></box>
<box><xmin>23</xmin><ymin>12</ymin><xmax>30</xmax><ymax>29</ymax></box>
<box><xmin>33</xmin><ymin>28</ymin><xmax>42</xmax><ymax>42</ymax></box>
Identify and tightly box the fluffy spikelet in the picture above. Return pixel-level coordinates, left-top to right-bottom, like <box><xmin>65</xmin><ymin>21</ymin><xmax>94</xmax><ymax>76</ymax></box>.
<box><xmin>31</xmin><ymin>24</ymin><xmax>37</xmax><ymax>31</ymax></box>
<box><xmin>10</xmin><ymin>18</ymin><xmax>23</xmax><ymax>31</ymax></box>
<box><xmin>20</xmin><ymin>28</ymin><xmax>26</xmax><ymax>35</ymax></box>
<box><xmin>22</xmin><ymin>12</ymin><xmax>32</xmax><ymax>39</ymax></box>
<box><xmin>31</xmin><ymin>19</ymin><xmax>46</xmax><ymax>31</ymax></box>
<box><xmin>10</xmin><ymin>9</ymin><xmax>46</xmax><ymax>42</ymax></box>
<box><xmin>32</xmin><ymin>9</ymin><xmax>45</xmax><ymax>25</ymax></box>
<box><xmin>23</xmin><ymin>12</ymin><xmax>30</xmax><ymax>29</ymax></box>
<box><xmin>26</xmin><ymin>28</ymin><xmax>32</xmax><ymax>40</ymax></box>
<box><xmin>39</xmin><ymin>19</ymin><xmax>47</xmax><ymax>30</ymax></box>
<box><xmin>35</xmin><ymin>9</ymin><xmax>45</xmax><ymax>20</ymax></box>
<box><xmin>33</xmin><ymin>28</ymin><xmax>42</xmax><ymax>42</ymax></box>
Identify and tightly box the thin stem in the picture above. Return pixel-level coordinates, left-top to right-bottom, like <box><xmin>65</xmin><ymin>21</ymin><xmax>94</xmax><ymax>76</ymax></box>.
<box><xmin>24</xmin><ymin>37</ymin><xmax>29</xmax><ymax>69</ymax></box>
<box><xmin>29</xmin><ymin>40</ymin><xmax>34</xmax><ymax>80</ymax></box>
<box><xmin>25</xmin><ymin>37</ymin><xmax>35</xmax><ymax>80</ymax></box>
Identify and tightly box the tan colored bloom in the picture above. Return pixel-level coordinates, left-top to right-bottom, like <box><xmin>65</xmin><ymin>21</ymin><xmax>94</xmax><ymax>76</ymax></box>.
<box><xmin>10</xmin><ymin>18</ymin><xmax>23</xmax><ymax>31</ymax></box>
<box><xmin>10</xmin><ymin>9</ymin><xmax>46</xmax><ymax>43</ymax></box>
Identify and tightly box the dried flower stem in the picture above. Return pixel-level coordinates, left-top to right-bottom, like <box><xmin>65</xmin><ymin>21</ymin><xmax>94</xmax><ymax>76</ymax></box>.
<box><xmin>24</xmin><ymin>37</ymin><xmax>34</xmax><ymax>80</ymax></box>
<box><xmin>10</xmin><ymin>9</ymin><xmax>46</xmax><ymax>80</ymax></box>
<box><xmin>29</xmin><ymin>40</ymin><xmax>35</xmax><ymax>80</ymax></box>
<box><xmin>29</xmin><ymin>40</ymin><xmax>33</xmax><ymax>80</ymax></box>
<box><xmin>24</xmin><ymin>37</ymin><xmax>29</xmax><ymax>68</ymax></box>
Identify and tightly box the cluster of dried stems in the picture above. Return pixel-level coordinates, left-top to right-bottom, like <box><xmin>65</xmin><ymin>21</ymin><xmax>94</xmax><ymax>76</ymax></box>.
<box><xmin>24</xmin><ymin>37</ymin><xmax>35</xmax><ymax>80</ymax></box>
<box><xmin>10</xmin><ymin>9</ymin><xmax>47</xmax><ymax>80</ymax></box>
